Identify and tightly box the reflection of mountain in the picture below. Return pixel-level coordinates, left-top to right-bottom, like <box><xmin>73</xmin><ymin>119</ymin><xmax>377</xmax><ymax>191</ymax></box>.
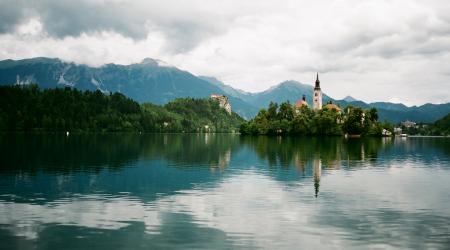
<box><xmin>0</xmin><ymin>133</ymin><xmax>143</xmax><ymax>172</ymax></box>
<box><xmin>1</xmin><ymin>135</ymin><xmax>450</xmax><ymax>248</ymax></box>
<box><xmin>2</xmin><ymin>170</ymin><xmax>449</xmax><ymax>249</ymax></box>
<box><xmin>0</xmin><ymin>133</ymin><xmax>239</xmax><ymax>174</ymax></box>
<box><xmin>2</xmin><ymin>135</ymin><xmax>448</xmax><ymax>202</ymax></box>
<box><xmin>142</xmin><ymin>133</ymin><xmax>240</xmax><ymax>168</ymax></box>
<box><xmin>0</xmin><ymin>134</ymin><xmax>239</xmax><ymax>203</ymax></box>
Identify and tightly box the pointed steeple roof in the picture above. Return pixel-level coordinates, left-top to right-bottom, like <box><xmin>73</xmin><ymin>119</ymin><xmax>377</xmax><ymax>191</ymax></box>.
<box><xmin>315</xmin><ymin>73</ymin><xmax>320</xmax><ymax>89</ymax></box>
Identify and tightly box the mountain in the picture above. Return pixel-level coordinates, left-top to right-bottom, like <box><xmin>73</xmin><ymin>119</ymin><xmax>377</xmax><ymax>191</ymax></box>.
<box><xmin>0</xmin><ymin>57</ymin><xmax>221</xmax><ymax>103</ymax></box>
<box><xmin>343</xmin><ymin>96</ymin><xmax>358</xmax><ymax>102</ymax></box>
<box><xmin>0</xmin><ymin>57</ymin><xmax>257</xmax><ymax>119</ymax></box>
<box><xmin>198</xmin><ymin>76</ymin><xmax>250</xmax><ymax>101</ymax></box>
<box><xmin>0</xmin><ymin>57</ymin><xmax>448</xmax><ymax>123</ymax></box>
<box><xmin>244</xmin><ymin>80</ymin><xmax>334</xmax><ymax>108</ymax></box>
<box><xmin>370</xmin><ymin>102</ymin><xmax>409</xmax><ymax>111</ymax></box>
<box><xmin>217</xmin><ymin>79</ymin><xmax>449</xmax><ymax>123</ymax></box>
<box><xmin>334</xmin><ymin>100</ymin><xmax>450</xmax><ymax>123</ymax></box>
<box><xmin>197</xmin><ymin>76</ymin><xmax>259</xmax><ymax>118</ymax></box>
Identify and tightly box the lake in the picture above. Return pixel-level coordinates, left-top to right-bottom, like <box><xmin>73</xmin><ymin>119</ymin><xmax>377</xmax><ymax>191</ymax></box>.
<box><xmin>0</xmin><ymin>134</ymin><xmax>449</xmax><ymax>249</ymax></box>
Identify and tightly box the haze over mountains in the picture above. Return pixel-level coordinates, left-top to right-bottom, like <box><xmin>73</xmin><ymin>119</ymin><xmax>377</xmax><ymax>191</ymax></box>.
<box><xmin>0</xmin><ymin>57</ymin><xmax>449</xmax><ymax>123</ymax></box>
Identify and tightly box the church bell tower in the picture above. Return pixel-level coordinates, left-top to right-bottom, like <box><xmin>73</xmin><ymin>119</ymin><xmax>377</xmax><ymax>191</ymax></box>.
<box><xmin>313</xmin><ymin>73</ymin><xmax>322</xmax><ymax>110</ymax></box>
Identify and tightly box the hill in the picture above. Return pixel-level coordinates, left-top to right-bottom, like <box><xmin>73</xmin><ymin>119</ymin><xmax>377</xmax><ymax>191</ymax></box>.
<box><xmin>1</xmin><ymin>57</ymin><xmax>449</xmax><ymax>123</ymax></box>
<box><xmin>433</xmin><ymin>113</ymin><xmax>450</xmax><ymax>135</ymax></box>
<box><xmin>0</xmin><ymin>58</ymin><xmax>256</xmax><ymax>119</ymax></box>
<box><xmin>203</xmin><ymin>77</ymin><xmax>450</xmax><ymax>123</ymax></box>
<box><xmin>244</xmin><ymin>80</ymin><xmax>333</xmax><ymax>108</ymax></box>
<box><xmin>0</xmin><ymin>85</ymin><xmax>244</xmax><ymax>132</ymax></box>
<box><xmin>333</xmin><ymin>100</ymin><xmax>450</xmax><ymax>123</ymax></box>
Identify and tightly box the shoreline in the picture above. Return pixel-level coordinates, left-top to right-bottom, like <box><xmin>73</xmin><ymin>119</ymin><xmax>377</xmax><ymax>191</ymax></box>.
<box><xmin>405</xmin><ymin>135</ymin><xmax>450</xmax><ymax>138</ymax></box>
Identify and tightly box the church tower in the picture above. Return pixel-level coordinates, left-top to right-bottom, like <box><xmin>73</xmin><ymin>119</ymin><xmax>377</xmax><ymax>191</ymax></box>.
<box><xmin>313</xmin><ymin>73</ymin><xmax>322</xmax><ymax>110</ymax></box>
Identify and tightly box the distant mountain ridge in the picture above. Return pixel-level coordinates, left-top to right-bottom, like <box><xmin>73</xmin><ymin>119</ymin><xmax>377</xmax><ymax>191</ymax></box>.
<box><xmin>0</xmin><ymin>57</ymin><xmax>258</xmax><ymax>119</ymax></box>
<box><xmin>0</xmin><ymin>57</ymin><xmax>449</xmax><ymax>123</ymax></box>
<box><xmin>343</xmin><ymin>96</ymin><xmax>358</xmax><ymax>102</ymax></box>
<box><xmin>200</xmin><ymin>77</ymin><xmax>450</xmax><ymax>123</ymax></box>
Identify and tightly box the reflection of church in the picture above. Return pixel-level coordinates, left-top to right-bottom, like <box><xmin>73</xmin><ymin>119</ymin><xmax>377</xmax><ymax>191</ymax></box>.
<box><xmin>313</xmin><ymin>157</ymin><xmax>321</xmax><ymax>198</ymax></box>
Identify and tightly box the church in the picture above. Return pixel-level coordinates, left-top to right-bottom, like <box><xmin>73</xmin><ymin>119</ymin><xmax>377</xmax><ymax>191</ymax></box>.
<box><xmin>295</xmin><ymin>73</ymin><xmax>341</xmax><ymax>113</ymax></box>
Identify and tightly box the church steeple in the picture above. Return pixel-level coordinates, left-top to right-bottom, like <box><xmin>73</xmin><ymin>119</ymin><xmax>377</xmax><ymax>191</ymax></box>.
<box><xmin>315</xmin><ymin>73</ymin><xmax>320</xmax><ymax>89</ymax></box>
<box><xmin>313</xmin><ymin>73</ymin><xmax>322</xmax><ymax>110</ymax></box>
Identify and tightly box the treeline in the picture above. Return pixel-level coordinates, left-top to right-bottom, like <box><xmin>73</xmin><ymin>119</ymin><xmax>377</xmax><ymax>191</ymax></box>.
<box><xmin>401</xmin><ymin>113</ymin><xmax>450</xmax><ymax>136</ymax></box>
<box><xmin>240</xmin><ymin>102</ymin><xmax>392</xmax><ymax>136</ymax></box>
<box><xmin>0</xmin><ymin>85</ymin><xmax>244</xmax><ymax>132</ymax></box>
<box><xmin>433</xmin><ymin>113</ymin><xmax>450</xmax><ymax>135</ymax></box>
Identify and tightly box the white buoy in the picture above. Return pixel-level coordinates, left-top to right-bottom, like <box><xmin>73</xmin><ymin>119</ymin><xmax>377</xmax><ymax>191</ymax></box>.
<box><xmin>66</xmin><ymin>131</ymin><xmax>69</xmax><ymax>136</ymax></box>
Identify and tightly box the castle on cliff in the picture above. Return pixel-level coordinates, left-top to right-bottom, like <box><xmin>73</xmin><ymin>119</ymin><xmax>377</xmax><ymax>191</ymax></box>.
<box><xmin>210</xmin><ymin>94</ymin><xmax>232</xmax><ymax>114</ymax></box>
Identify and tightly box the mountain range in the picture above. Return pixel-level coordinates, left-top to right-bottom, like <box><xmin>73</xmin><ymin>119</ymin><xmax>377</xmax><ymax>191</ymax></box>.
<box><xmin>0</xmin><ymin>57</ymin><xmax>449</xmax><ymax>123</ymax></box>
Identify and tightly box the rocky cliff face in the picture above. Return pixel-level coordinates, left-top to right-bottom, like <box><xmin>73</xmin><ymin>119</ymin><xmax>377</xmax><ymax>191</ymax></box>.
<box><xmin>211</xmin><ymin>94</ymin><xmax>232</xmax><ymax>115</ymax></box>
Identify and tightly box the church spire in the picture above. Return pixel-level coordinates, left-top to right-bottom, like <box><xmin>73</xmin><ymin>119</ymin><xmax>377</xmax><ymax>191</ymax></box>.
<box><xmin>315</xmin><ymin>73</ymin><xmax>320</xmax><ymax>89</ymax></box>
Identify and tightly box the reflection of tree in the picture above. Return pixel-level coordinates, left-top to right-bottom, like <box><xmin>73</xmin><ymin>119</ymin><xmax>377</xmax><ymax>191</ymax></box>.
<box><xmin>141</xmin><ymin>133</ymin><xmax>239</xmax><ymax>169</ymax></box>
<box><xmin>0</xmin><ymin>133</ymin><xmax>144</xmax><ymax>174</ymax></box>
<box><xmin>241</xmin><ymin>136</ymin><xmax>392</xmax><ymax>169</ymax></box>
<box><xmin>241</xmin><ymin>136</ymin><xmax>395</xmax><ymax>197</ymax></box>
<box><xmin>0</xmin><ymin>133</ymin><xmax>240</xmax><ymax>175</ymax></box>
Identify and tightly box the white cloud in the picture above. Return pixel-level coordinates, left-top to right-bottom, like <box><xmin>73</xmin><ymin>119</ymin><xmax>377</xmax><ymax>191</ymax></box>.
<box><xmin>0</xmin><ymin>0</ymin><xmax>449</xmax><ymax>105</ymax></box>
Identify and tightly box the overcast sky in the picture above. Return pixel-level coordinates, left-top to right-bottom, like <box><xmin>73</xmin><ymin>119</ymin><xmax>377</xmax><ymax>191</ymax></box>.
<box><xmin>0</xmin><ymin>0</ymin><xmax>449</xmax><ymax>105</ymax></box>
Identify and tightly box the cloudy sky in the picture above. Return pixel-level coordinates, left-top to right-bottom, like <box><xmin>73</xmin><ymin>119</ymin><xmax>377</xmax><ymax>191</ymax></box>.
<box><xmin>0</xmin><ymin>0</ymin><xmax>450</xmax><ymax>105</ymax></box>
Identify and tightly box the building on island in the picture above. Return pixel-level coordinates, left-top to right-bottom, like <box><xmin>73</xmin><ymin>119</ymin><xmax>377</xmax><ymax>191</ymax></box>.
<box><xmin>324</xmin><ymin>101</ymin><xmax>342</xmax><ymax>113</ymax></box>
<box><xmin>295</xmin><ymin>73</ymin><xmax>340</xmax><ymax>112</ymax></box>
<box><xmin>313</xmin><ymin>73</ymin><xmax>322</xmax><ymax>110</ymax></box>
<box><xmin>210</xmin><ymin>94</ymin><xmax>232</xmax><ymax>115</ymax></box>
<box><xmin>295</xmin><ymin>94</ymin><xmax>309</xmax><ymax>108</ymax></box>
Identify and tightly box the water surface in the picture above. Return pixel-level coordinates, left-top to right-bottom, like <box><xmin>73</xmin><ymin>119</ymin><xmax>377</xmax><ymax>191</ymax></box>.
<box><xmin>0</xmin><ymin>134</ymin><xmax>449</xmax><ymax>249</ymax></box>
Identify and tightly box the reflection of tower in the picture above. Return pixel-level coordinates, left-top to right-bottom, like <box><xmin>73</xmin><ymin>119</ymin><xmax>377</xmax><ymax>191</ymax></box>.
<box><xmin>313</xmin><ymin>157</ymin><xmax>321</xmax><ymax>197</ymax></box>
<box><xmin>360</xmin><ymin>143</ymin><xmax>365</xmax><ymax>160</ymax></box>
<box><xmin>218</xmin><ymin>149</ymin><xmax>231</xmax><ymax>170</ymax></box>
<box><xmin>293</xmin><ymin>153</ymin><xmax>305</xmax><ymax>173</ymax></box>
<box><xmin>205</xmin><ymin>133</ymin><xmax>210</xmax><ymax>144</ymax></box>
<box><xmin>211</xmin><ymin>149</ymin><xmax>231</xmax><ymax>172</ymax></box>
<box><xmin>313</xmin><ymin>73</ymin><xmax>322</xmax><ymax>110</ymax></box>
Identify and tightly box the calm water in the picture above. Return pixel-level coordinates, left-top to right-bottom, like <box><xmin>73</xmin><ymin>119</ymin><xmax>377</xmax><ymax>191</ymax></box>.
<box><xmin>0</xmin><ymin>134</ymin><xmax>449</xmax><ymax>249</ymax></box>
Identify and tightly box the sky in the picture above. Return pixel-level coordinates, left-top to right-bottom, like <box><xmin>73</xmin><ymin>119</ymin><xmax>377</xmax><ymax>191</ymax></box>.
<box><xmin>0</xmin><ymin>0</ymin><xmax>450</xmax><ymax>105</ymax></box>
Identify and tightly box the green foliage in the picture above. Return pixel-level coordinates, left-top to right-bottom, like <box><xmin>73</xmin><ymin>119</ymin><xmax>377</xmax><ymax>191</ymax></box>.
<box><xmin>342</xmin><ymin>107</ymin><xmax>364</xmax><ymax>135</ymax></box>
<box><xmin>0</xmin><ymin>85</ymin><xmax>244</xmax><ymax>133</ymax></box>
<box><xmin>241</xmin><ymin>103</ymin><xmax>390</xmax><ymax>136</ymax></box>
<box><xmin>310</xmin><ymin>109</ymin><xmax>342</xmax><ymax>135</ymax></box>
<box><xmin>164</xmin><ymin>98</ymin><xmax>244</xmax><ymax>132</ymax></box>
<box><xmin>402</xmin><ymin>113</ymin><xmax>450</xmax><ymax>136</ymax></box>
<box><xmin>432</xmin><ymin>113</ymin><xmax>450</xmax><ymax>135</ymax></box>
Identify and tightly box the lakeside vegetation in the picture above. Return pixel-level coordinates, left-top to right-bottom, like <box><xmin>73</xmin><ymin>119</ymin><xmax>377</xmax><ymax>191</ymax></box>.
<box><xmin>0</xmin><ymin>85</ymin><xmax>447</xmax><ymax>136</ymax></box>
<box><xmin>401</xmin><ymin>113</ymin><xmax>450</xmax><ymax>136</ymax></box>
<box><xmin>240</xmin><ymin>101</ymin><xmax>392</xmax><ymax>136</ymax></box>
<box><xmin>0</xmin><ymin>85</ymin><xmax>244</xmax><ymax>133</ymax></box>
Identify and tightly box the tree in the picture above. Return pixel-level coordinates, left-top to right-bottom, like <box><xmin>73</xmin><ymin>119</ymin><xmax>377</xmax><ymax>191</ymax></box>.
<box><xmin>343</xmin><ymin>107</ymin><xmax>365</xmax><ymax>135</ymax></box>
<box><xmin>278</xmin><ymin>102</ymin><xmax>294</xmax><ymax>120</ymax></box>
<box><xmin>267</xmin><ymin>102</ymin><xmax>278</xmax><ymax>120</ymax></box>
<box><xmin>368</xmin><ymin>108</ymin><xmax>378</xmax><ymax>122</ymax></box>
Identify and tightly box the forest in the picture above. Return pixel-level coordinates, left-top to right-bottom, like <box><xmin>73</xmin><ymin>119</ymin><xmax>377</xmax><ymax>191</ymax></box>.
<box><xmin>0</xmin><ymin>85</ymin><xmax>244</xmax><ymax>133</ymax></box>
